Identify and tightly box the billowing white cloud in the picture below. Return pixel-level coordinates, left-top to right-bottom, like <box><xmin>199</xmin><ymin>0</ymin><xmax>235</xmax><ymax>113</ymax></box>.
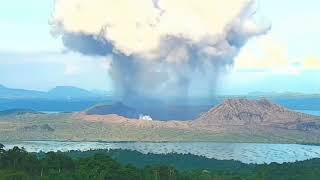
<box><xmin>53</xmin><ymin>0</ymin><xmax>268</xmax><ymax>56</ymax></box>
<box><xmin>51</xmin><ymin>0</ymin><xmax>270</xmax><ymax>100</ymax></box>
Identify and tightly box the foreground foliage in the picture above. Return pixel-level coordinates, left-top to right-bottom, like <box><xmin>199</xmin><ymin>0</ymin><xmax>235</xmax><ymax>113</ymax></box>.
<box><xmin>1</xmin><ymin>144</ymin><xmax>320</xmax><ymax>180</ymax></box>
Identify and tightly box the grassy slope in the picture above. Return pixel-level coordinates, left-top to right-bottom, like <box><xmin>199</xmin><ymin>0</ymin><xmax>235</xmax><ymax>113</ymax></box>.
<box><xmin>0</xmin><ymin>113</ymin><xmax>319</xmax><ymax>143</ymax></box>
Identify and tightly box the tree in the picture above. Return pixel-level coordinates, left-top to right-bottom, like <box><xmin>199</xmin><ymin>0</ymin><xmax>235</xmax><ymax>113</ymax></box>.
<box><xmin>5</xmin><ymin>146</ymin><xmax>27</xmax><ymax>169</ymax></box>
<box><xmin>42</xmin><ymin>151</ymin><xmax>75</xmax><ymax>175</ymax></box>
<box><xmin>0</xmin><ymin>143</ymin><xmax>5</xmax><ymax>168</ymax></box>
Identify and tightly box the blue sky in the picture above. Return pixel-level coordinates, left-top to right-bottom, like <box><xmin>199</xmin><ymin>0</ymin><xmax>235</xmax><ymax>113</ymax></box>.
<box><xmin>0</xmin><ymin>0</ymin><xmax>319</xmax><ymax>94</ymax></box>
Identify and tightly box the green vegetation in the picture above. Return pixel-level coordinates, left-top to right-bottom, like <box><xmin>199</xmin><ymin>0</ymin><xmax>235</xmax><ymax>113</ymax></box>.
<box><xmin>1</xmin><ymin>144</ymin><xmax>320</xmax><ymax>180</ymax></box>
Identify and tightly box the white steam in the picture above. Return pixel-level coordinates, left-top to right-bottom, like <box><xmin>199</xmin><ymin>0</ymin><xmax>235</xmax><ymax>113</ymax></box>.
<box><xmin>51</xmin><ymin>0</ymin><xmax>270</xmax><ymax>101</ymax></box>
<box><xmin>139</xmin><ymin>114</ymin><xmax>153</xmax><ymax>121</ymax></box>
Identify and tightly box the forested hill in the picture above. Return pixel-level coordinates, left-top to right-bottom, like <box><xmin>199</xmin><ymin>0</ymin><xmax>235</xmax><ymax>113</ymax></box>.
<box><xmin>1</xmin><ymin>144</ymin><xmax>320</xmax><ymax>179</ymax></box>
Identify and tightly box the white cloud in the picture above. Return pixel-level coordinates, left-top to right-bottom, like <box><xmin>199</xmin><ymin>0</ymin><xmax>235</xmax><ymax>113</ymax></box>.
<box><xmin>52</xmin><ymin>0</ymin><xmax>269</xmax><ymax>59</ymax></box>
<box><xmin>303</xmin><ymin>57</ymin><xmax>320</xmax><ymax>70</ymax></box>
<box><xmin>234</xmin><ymin>35</ymin><xmax>319</xmax><ymax>75</ymax></box>
<box><xmin>61</xmin><ymin>53</ymin><xmax>111</xmax><ymax>76</ymax></box>
<box><xmin>0</xmin><ymin>51</ymin><xmax>111</xmax><ymax>76</ymax></box>
<box><xmin>52</xmin><ymin>0</ymin><xmax>271</xmax><ymax>98</ymax></box>
<box><xmin>235</xmin><ymin>36</ymin><xmax>290</xmax><ymax>69</ymax></box>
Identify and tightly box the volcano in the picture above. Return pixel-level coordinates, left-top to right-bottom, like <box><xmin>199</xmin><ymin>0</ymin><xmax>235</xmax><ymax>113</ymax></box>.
<box><xmin>1</xmin><ymin>98</ymin><xmax>320</xmax><ymax>142</ymax></box>
<box><xmin>195</xmin><ymin>99</ymin><xmax>319</xmax><ymax>130</ymax></box>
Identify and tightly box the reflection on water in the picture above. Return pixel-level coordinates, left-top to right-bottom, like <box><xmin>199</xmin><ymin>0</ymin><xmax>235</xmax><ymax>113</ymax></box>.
<box><xmin>3</xmin><ymin>141</ymin><xmax>320</xmax><ymax>164</ymax></box>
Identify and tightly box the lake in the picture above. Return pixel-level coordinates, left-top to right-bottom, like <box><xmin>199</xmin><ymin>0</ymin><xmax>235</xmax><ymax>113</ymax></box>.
<box><xmin>2</xmin><ymin>141</ymin><xmax>320</xmax><ymax>164</ymax></box>
<box><xmin>297</xmin><ymin>110</ymin><xmax>320</xmax><ymax>116</ymax></box>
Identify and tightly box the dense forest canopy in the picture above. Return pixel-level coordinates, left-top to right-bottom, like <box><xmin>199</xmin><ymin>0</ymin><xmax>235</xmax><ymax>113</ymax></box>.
<box><xmin>1</xmin><ymin>144</ymin><xmax>320</xmax><ymax>180</ymax></box>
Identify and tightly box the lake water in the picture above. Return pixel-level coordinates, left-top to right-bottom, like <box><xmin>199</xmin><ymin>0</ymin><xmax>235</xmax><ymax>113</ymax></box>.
<box><xmin>2</xmin><ymin>141</ymin><xmax>320</xmax><ymax>164</ymax></box>
<box><xmin>297</xmin><ymin>110</ymin><xmax>320</xmax><ymax>116</ymax></box>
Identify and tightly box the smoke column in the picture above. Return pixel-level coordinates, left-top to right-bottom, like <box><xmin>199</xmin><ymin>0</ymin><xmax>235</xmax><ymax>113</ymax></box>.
<box><xmin>51</xmin><ymin>0</ymin><xmax>270</xmax><ymax>102</ymax></box>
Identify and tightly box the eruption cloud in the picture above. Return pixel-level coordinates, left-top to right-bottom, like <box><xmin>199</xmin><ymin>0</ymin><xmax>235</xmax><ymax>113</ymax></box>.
<box><xmin>51</xmin><ymin>0</ymin><xmax>270</xmax><ymax>102</ymax></box>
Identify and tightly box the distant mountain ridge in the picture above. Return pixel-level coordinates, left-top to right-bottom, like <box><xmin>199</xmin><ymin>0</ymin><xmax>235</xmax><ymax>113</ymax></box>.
<box><xmin>0</xmin><ymin>108</ymin><xmax>42</xmax><ymax>116</ymax></box>
<box><xmin>0</xmin><ymin>85</ymin><xmax>45</xmax><ymax>99</ymax></box>
<box><xmin>0</xmin><ymin>85</ymin><xmax>112</xmax><ymax>100</ymax></box>
<box><xmin>47</xmin><ymin>86</ymin><xmax>99</xmax><ymax>99</ymax></box>
<box><xmin>1</xmin><ymin>84</ymin><xmax>320</xmax><ymax>118</ymax></box>
<box><xmin>85</xmin><ymin>102</ymin><xmax>141</xmax><ymax>119</ymax></box>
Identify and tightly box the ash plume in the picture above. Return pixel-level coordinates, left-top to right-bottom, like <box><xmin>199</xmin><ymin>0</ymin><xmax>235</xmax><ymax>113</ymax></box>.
<box><xmin>51</xmin><ymin>0</ymin><xmax>270</xmax><ymax>102</ymax></box>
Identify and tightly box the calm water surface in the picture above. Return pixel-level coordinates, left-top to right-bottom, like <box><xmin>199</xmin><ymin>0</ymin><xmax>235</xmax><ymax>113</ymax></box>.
<box><xmin>3</xmin><ymin>141</ymin><xmax>320</xmax><ymax>164</ymax></box>
<box><xmin>297</xmin><ymin>110</ymin><xmax>320</xmax><ymax>116</ymax></box>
